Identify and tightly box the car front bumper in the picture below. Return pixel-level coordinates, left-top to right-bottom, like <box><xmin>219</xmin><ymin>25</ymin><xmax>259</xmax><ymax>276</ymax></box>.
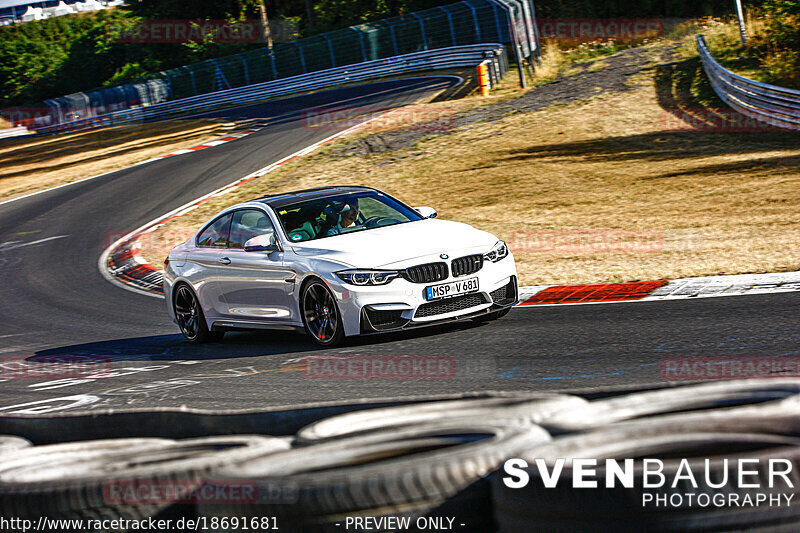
<box><xmin>332</xmin><ymin>255</ymin><xmax>518</xmax><ymax>336</ymax></box>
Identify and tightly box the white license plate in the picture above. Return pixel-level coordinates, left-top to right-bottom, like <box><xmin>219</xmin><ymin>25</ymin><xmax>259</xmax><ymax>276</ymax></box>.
<box><xmin>425</xmin><ymin>277</ymin><xmax>479</xmax><ymax>301</ymax></box>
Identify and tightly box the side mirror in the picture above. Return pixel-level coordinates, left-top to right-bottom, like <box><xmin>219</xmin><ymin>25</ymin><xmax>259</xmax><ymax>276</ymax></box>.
<box><xmin>244</xmin><ymin>233</ymin><xmax>281</xmax><ymax>252</ymax></box>
<box><xmin>414</xmin><ymin>206</ymin><xmax>437</xmax><ymax>219</ymax></box>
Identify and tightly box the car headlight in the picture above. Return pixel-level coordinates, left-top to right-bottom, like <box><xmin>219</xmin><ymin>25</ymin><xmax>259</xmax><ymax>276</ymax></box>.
<box><xmin>484</xmin><ymin>240</ymin><xmax>509</xmax><ymax>263</ymax></box>
<box><xmin>336</xmin><ymin>269</ymin><xmax>400</xmax><ymax>286</ymax></box>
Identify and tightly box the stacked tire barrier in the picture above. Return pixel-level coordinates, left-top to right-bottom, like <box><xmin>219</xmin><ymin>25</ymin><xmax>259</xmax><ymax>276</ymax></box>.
<box><xmin>697</xmin><ymin>35</ymin><xmax>800</xmax><ymax>130</ymax></box>
<box><xmin>2</xmin><ymin>380</ymin><xmax>800</xmax><ymax>531</ymax></box>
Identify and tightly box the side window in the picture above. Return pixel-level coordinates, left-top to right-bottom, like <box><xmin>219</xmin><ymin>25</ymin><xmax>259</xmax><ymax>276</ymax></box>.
<box><xmin>197</xmin><ymin>213</ymin><xmax>232</xmax><ymax>248</ymax></box>
<box><xmin>228</xmin><ymin>209</ymin><xmax>275</xmax><ymax>249</ymax></box>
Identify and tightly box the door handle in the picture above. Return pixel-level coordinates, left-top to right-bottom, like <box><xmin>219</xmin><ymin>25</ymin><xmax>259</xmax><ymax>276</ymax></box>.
<box><xmin>218</xmin><ymin>257</ymin><xmax>231</xmax><ymax>265</ymax></box>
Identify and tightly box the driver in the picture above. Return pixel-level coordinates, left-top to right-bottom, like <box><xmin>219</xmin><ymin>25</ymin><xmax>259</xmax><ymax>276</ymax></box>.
<box><xmin>325</xmin><ymin>201</ymin><xmax>359</xmax><ymax>236</ymax></box>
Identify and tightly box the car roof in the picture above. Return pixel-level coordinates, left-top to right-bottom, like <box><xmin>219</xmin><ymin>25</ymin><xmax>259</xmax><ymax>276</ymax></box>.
<box><xmin>255</xmin><ymin>186</ymin><xmax>378</xmax><ymax>209</ymax></box>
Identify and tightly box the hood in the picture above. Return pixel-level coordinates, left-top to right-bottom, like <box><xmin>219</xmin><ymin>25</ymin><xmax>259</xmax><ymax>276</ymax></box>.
<box><xmin>288</xmin><ymin>219</ymin><xmax>497</xmax><ymax>268</ymax></box>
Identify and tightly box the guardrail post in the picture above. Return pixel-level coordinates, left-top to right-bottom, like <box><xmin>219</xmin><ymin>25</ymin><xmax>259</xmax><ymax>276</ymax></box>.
<box><xmin>735</xmin><ymin>0</ymin><xmax>747</xmax><ymax>45</ymax></box>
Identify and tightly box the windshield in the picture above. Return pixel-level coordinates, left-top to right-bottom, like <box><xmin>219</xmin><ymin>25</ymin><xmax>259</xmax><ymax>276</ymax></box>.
<box><xmin>274</xmin><ymin>190</ymin><xmax>423</xmax><ymax>243</ymax></box>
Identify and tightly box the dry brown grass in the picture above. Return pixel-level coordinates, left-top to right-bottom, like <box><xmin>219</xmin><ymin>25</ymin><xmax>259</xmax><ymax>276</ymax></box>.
<box><xmin>531</xmin><ymin>42</ymin><xmax>567</xmax><ymax>84</ymax></box>
<box><xmin>0</xmin><ymin>120</ymin><xmax>234</xmax><ymax>202</ymax></box>
<box><xmin>0</xmin><ymin>118</ymin><xmax>10</xmax><ymax>129</ymax></box>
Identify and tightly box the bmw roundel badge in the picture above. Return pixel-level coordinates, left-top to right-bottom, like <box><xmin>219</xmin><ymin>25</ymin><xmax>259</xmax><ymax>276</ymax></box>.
<box><xmin>440</xmin><ymin>253</ymin><xmax>449</xmax><ymax>259</ymax></box>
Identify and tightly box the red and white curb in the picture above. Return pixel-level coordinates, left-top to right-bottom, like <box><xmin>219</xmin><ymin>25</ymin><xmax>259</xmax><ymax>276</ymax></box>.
<box><xmin>99</xmin><ymin>119</ymin><xmax>387</xmax><ymax>298</ymax></box>
<box><xmin>518</xmin><ymin>271</ymin><xmax>800</xmax><ymax>306</ymax></box>
<box><xmin>133</xmin><ymin>125</ymin><xmax>266</xmax><ymax>166</ymax></box>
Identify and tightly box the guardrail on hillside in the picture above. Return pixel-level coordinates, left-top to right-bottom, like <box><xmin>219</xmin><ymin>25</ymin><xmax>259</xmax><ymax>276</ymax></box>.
<box><xmin>697</xmin><ymin>35</ymin><xmax>800</xmax><ymax>130</ymax></box>
<box><xmin>34</xmin><ymin>44</ymin><xmax>507</xmax><ymax>135</ymax></box>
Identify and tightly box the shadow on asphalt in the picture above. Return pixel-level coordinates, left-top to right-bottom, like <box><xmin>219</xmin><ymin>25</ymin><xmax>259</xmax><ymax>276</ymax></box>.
<box><xmin>29</xmin><ymin>318</ymin><xmax>491</xmax><ymax>362</ymax></box>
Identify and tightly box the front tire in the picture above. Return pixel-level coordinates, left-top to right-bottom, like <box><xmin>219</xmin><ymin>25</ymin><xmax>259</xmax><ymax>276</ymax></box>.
<box><xmin>173</xmin><ymin>284</ymin><xmax>224</xmax><ymax>343</ymax></box>
<box><xmin>301</xmin><ymin>279</ymin><xmax>344</xmax><ymax>346</ymax></box>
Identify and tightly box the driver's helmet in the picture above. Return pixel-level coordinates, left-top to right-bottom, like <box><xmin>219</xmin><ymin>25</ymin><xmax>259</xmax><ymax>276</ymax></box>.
<box><xmin>340</xmin><ymin>201</ymin><xmax>359</xmax><ymax>219</ymax></box>
<box><xmin>322</xmin><ymin>200</ymin><xmax>358</xmax><ymax>227</ymax></box>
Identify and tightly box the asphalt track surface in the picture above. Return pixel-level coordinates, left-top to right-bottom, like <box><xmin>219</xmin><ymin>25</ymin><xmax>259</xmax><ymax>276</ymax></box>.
<box><xmin>0</xmin><ymin>77</ymin><xmax>799</xmax><ymax>415</ymax></box>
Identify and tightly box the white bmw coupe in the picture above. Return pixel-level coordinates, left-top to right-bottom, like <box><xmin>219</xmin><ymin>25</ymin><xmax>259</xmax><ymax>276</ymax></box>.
<box><xmin>164</xmin><ymin>186</ymin><xmax>517</xmax><ymax>345</ymax></box>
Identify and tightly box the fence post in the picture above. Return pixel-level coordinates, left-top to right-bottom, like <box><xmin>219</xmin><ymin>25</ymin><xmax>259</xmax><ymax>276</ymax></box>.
<box><xmin>461</xmin><ymin>1</ymin><xmax>482</xmax><ymax>42</ymax></box>
<box><xmin>350</xmin><ymin>27</ymin><xmax>368</xmax><ymax>62</ymax></box>
<box><xmin>322</xmin><ymin>34</ymin><xmax>336</xmax><ymax>68</ymax></box>
<box><xmin>388</xmin><ymin>21</ymin><xmax>399</xmax><ymax>55</ymax></box>
<box><xmin>438</xmin><ymin>6</ymin><xmax>457</xmax><ymax>46</ymax></box>
<box><xmin>489</xmin><ymin>1</ymin><xmax>504</xmax><ymax>43</ymax></box>
<box><xmin>410</xmin><ymin>13</ymin><xmax>428</xmax><ymax>50</ymax></box>
<box><xmin>186</xmin><ymin>67</ymin><xmax>198</xmax><ymax>96</ymax></box>
<box><xmin>237</xmin><ymin>54</ymin><xmax>250</xmax><ymax>85</ymax></box>
<box><xmin>735</xmin><ymin>0</ymin><xmax>747</xmax><ymax>45</ymax></box>
<box><xmin>268</xmin><ymin>49</ymin><xmax>278</xmax><ymax>80</ymax></box>
<box><xmin>488</xmin><ymin>0</ymin><xmax>526</xmax><ymax>87</ymax></box>
<box><xmin>296</xmin><ymin>42</ymin><xmax>307</xmax><ymax>73</ymax></box>
<box><xmin>211</xmin><ymin>60</ymin><xmax>231</xmax><ymax>92</ymax></box>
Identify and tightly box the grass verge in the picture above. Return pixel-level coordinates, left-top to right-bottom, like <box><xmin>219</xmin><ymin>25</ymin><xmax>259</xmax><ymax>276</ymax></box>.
<box><xmin>0</xmin><ymin>120</ymin><xmax>234</xmax><ymax>202</ymax></box>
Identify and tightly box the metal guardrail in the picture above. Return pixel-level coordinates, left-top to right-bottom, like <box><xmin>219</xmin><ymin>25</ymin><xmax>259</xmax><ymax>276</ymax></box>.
<box><xmin>697</xmin><ymin>35</ymin><xmax>800</xmax><ymax>130</ymax></box>
<box><xmin>35</xmin><ymin>44</ymin><xmax>508</xmax><ymax>135</ymax></box>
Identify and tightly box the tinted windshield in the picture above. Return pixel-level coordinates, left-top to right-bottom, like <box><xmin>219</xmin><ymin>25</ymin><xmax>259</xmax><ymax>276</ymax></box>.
<box><xmin>274</xmin><ymin>191</ymin><xmax>423</xmax><ymax>243</ymax></box>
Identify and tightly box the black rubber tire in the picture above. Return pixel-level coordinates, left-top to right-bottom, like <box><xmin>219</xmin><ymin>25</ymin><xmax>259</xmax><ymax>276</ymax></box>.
<box><xmin>0</xmin><ymin>391</ymin><xmax>551</xmax><ymax>444</ymax></box>
<box><xmin>201</xmin><ymin>422</ymin><xmax>551</xmax><ymax>530</ymax></box>
<box><xmin>295</xmin><ymin>393</ymin><xmax>587</xmax><ymax>443</ymax></box>
<box><xmin>173</xmin><ymin>284</ymin><xmax>223</xmax><ymax>344</ymax></box>
<box><xmin>0</xmin><ymin>435</ymin><xmax>32</xmax><ymax>454</ymax></box>
<box><xmin>542</xmin><ymin>378</ymin><xmax>800</xmax><ymax>434</ymax></box>
<box><xmin>492</xmin><ymin>421</ymin><xmax>800</xmax><ymax>532</ymax></box>
<box><xmin>300</xmin><ymin>279</ymin><xmax>344</xmax><ymax>347</ymax></box>
<box><xmin>0</xmin><ymin>435</ymin><xmax>288</xmax><ymax>523</ymax></box>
